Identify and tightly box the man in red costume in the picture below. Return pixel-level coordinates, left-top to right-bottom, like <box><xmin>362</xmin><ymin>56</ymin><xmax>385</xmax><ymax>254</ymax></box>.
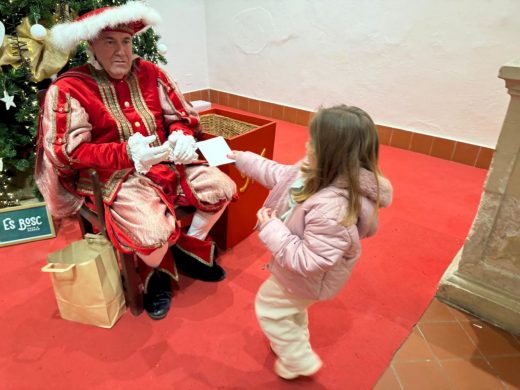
<box><xmin>35</xmin><ymin>1</ymin><xmax>236</xmax><ymax>320</ymax></box>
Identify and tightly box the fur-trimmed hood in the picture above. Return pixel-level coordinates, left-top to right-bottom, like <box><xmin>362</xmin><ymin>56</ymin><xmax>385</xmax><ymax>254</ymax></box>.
<box><xmin>333</xmin><ymin>167</ymin><xmax>393</xmax><ymax>208</ymax></box>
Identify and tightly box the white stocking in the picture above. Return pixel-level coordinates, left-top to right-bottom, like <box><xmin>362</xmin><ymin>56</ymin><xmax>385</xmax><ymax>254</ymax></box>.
<box><xmin>137</xmin><ymin>242</ymin><xmax>169</xmax><ymax>268</ymax></box>
<box><xmin>187</xmin><ymin>202</ymin><xmax>229</xmax><ymax>240</ymax></box>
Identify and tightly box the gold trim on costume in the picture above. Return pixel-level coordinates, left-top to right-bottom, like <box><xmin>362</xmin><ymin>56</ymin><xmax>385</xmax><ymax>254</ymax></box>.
<box><xmin>157</xmin><ymin>78</ymin><xmax>180</xmax><ymax>118</ymax></box>
<box><xmin>61</xmin><ymin>92</ymin><xmax>79</xmax><ymax>166</ymax></box>
<box><xmin>90</xmin><ymin>66</ymin><xmax>134</xmax><ymax>142</ymax></box>
<box><xmin>47</xmin><ymin>87</ymin><xmax>68</xmax><ymax>169</ymax></box>
<box><xmin>143</xmin><ymin>267</ymin><xmax>179</xmax><ymax>293</ymax></box>
<box><xmin>175</xmin><ymin>242</ymin><xmax>215</xmax><ymax>267</ymax></box>
<box><xmin>162</xmin><ymin>267</ymin><xmax>179</xmax><ymax>282</ymax></box>
<box><xmin>127</xmin><ymin>73</ymin><xmax>159</xmax><ymax>146</ymax></box>
<box><xmin>157</xmin><ymin>76</ymin><xmax>200</xmax><ymax>127</ymax></box>
<box><xmin>163</xmin><ymin>72</ymin><xmax>193</xmax><ymax>113</ymax></box>
<box><xmin>77</xmin><ymin>169</ymin><xmax>132</xmax><ymax>202</ymax></box>
<box><xmin>48</xmin><ymin>89</ymin><xmax>79</xmax><ymax>167</ymax></box>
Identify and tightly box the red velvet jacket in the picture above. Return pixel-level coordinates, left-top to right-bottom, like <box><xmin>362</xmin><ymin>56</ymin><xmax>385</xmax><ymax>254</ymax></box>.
<box><xmin>40</xmin><ymin>58</ymin><xmax>200</xmax><ymax>206</ymax></box>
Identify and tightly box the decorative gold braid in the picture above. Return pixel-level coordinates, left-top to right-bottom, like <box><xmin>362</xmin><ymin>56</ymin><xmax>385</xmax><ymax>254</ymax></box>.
<box><xmin>127</xmin><ymin>73</ymin><xmax>159</xmax><ymax>145</ymax></box>
<box><xmin>160</xmin><ymin>267</ymin><xmax>179</xmax><ymax>282</ymax></box>
<box><xmin>144</xmin><ymin>263</ymin><xmax>180</xmax><ymax>293</ymax></box>
<box><xmin>47</xmin><ymin>87</ymin><xmax>68</xmax><ymax>169</ymax></box>
<box><xmin>175</xmin><ymin>242</ymin><xmax>215</xmax><ymax>267</ymax></box>
<box><xmin>164</xmin><ymin>72</ymin><xmax>192</xmax><ymax>113</ymax></box>
<box><xmin>157</xmin><ymin>78</ymin><xmax>181</xmax><ymax>119</ymax></box>
<box><xmin>61</xmin><ymin>92</ymin><xmax>78</xmax><ymax>166</ymax></box>
<box><xmin>77</xmin><ymin>169</ymin><xmax>132</xmax><ymax>202</ymax></box>
<box><xmin>90</xmin><ymin>67</ymin><xmax>134</xmax><ymax>141</ymax></box>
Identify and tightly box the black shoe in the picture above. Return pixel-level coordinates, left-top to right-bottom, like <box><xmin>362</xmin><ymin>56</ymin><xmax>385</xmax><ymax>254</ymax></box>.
<box><xmin>144</xmin><ymin>270</ymin><xmax>173</xmax><ymax>320</ymax></box>
<box><xmin>172</xmin><ymin>246</ymin><xmax>226</xmax><ymax>282</ymax></box>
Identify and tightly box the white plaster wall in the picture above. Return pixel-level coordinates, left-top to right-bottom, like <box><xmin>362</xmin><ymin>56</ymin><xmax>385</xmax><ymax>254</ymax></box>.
<box><xmin>148</xmin><ymin>0</ymin><xmax>209</xmax><ymax>93</ymax></box>
<box><xmin>204</xmin><ymin>0</ymin><xmax>520</xmax><ymax>148</ymax></box>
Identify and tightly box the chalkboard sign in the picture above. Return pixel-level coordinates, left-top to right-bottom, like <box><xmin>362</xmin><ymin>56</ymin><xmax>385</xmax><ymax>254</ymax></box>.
<box><xmin>0</xmin><ymin>202</ymin><xmax>56</xmax><ymax>247</ymax></box>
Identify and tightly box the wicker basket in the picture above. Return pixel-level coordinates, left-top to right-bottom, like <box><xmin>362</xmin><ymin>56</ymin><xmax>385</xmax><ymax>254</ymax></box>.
<box><xmin>200</xmin><ymin>114</ymin><xmax>256</xmax><ymax>138</ymax></box>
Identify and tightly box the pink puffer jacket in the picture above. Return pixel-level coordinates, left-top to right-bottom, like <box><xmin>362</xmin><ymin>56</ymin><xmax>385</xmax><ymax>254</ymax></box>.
<box><xmin>235</xmin><ymin>151</ymin><xmax>393</xmax><ymax>300</ymax></box>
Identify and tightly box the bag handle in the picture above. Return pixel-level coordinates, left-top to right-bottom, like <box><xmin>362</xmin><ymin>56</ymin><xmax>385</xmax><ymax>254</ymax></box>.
<box><xmin>41</xmin><ymin>263</ymin><xmax>75</xmax><ymax>273</ymax></box>
<box><xmin>84</xmin><ymin>233</ymin><xmax>110</xmax><ymax>246</ymax></box>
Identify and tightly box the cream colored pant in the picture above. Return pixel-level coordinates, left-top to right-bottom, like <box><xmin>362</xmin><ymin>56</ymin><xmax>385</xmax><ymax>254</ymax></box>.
<box><xmin>255</xmin><ymin>275</ymin><xmax>321</xmax><ymax>372</ymax></box>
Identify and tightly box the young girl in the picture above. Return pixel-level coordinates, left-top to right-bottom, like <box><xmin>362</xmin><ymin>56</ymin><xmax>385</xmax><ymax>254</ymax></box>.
<box><xmin>229</xmin><ymin>105</ymin><xmax>393</xmax><ymax>379</ymax></box>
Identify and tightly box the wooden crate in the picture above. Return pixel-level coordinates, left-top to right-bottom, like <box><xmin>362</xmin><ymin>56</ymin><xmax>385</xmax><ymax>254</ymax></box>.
<box><xmin>199</xmin><ymin>108</ymin><xmax>276</xmax><ymax>249</ymax></box>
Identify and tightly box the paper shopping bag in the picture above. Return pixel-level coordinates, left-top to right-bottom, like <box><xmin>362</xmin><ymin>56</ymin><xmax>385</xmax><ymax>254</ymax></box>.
<box><xmin>42</xmin><ymin>233</ymin><xmax>125</xmax><ymax>328</ymax></box>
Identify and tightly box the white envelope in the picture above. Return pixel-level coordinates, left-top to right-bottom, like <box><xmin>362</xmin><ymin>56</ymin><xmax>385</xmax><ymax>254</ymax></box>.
<box><xmin>196</xmin><ymin>136</ymin><xmax>235</xmax><ymax>167</ymax></box>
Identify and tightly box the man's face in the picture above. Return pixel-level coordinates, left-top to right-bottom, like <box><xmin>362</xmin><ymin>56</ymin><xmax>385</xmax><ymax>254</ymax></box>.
<box><xmin>89</xmin><ymin>31</ymin><xmax>133</xmax><ymax>79</ymax></box>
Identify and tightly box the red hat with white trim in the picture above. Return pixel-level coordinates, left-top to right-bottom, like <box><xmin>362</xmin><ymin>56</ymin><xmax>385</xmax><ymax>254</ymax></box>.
<box><xmin>51</xmin><ymin>1</ymin><xmax>161</xmax><ymax>52</ymax></box>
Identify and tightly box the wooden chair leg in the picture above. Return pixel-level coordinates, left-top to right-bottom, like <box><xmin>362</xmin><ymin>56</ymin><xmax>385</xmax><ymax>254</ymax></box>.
<box><xmin>76</xmin><ymin>213</ymin><xmax>91</xmax><ymax>237</ymax></box>
<box><xmin>119</xmin><ymin>252</ymin><xmax>144</xmax><ymax>316</ymax></box>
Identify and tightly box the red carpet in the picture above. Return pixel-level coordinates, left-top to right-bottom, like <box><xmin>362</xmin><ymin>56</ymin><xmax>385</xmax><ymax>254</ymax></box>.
<box><xmin>0</xmin><ymin>107</ymin><xmax>488</xmax><ymax>389</ymax></box>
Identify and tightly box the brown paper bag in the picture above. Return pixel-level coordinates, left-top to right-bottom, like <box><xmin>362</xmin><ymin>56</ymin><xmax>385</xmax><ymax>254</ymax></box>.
<box><xmin>42</xmin><ymin>233</ymin><xmax>125</xmax><ymax>328</ymax></box>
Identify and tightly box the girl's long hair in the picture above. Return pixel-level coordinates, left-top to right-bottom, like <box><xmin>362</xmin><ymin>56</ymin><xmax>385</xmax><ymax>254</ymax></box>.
<box><xmin>292</xmin><ymin>105</ymin><xmax>381</xmax><ymax>226</ymax></box>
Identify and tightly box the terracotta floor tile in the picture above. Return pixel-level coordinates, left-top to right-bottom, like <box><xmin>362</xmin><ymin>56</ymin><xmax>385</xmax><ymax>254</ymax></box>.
<box><xmin>248</xmin><ymin>99</ymin><xmax>260</xmax><ymax>115</ymax></box>
<box><xmin>258</xmin><ymin>101</ymin><xmax>272</xmax><ymax>118</ymax></box>
<box><xmin>475</xmin><ymin>147</ymin><xmax>494</xmax><ymax>169</ymax></box>
<box><xmin>218</xmin><ymin>91</ymin><xmax>229</xmax><ymax>106</ymax></box>
<box><xmin>441</xmin><ymin>358</ymin><xmax>507</xmax><ymax>389</ymax></box>
<box><xmin>452</xmin><ymin>142</ymin><xmax>479</xmax><ymax>166</ymax></box>
<box><xmin>271</xmin><ymin>104</ymin><xmax>284</xmax><ymax>120</ymax></box>
<box><xmin>190</xmin><ymin>90</ymin><xmax>202</xmax><ymax>101</ymax></box>
<box><xmin>394</xmin><ymin>327</ymin><xmax>436</xmax><ymax>361</ymax></box>
<box><xmin>419</xmin><ymin>322</ymin><xmax>482</xmax><ymax>360</ymax></box>
<box><xmin>419</xmin><ymin>299</ymin><xmax>457</xmax><ymax>323</ymax></box>
<box><xmin>296</xmin><ymin>109</ymin><xmax>311</xmax><ymax>126</ymax></box>
<box><xmin>227</xmin><ymin>94</ymin><xmax>238</xmax><ymax>109</ymax></box>
<box><xmin>373</xmin><ymin>366</ymin><xmax>402</xmax><ymax>390</ymax></box>
<box><xmin>487</xmin><ymin>356</ymin><xmax>520</xmax><ymax>389</ymax></box>
<box><xmin>283</xmin><ymin>106</ymin><xmax>298</xmax><ymax>123</ymax></box>
<box><xmin>430</xmin><ymin>138</ymin><xmax>455</xmax><ymax>161</ymax></box>
<box><xmin>393</xmin><ymin>360</ymin><xmax>453</xmax><ymax>389</ymax></box>
<box><xmin>390</xmin><ymin>128</ymin><xmax>412</xmax><ymax>150</ymax></box>
<box><xmin>459</xmin><ymin>320</ymin><xmax>520</xmax><ymax>357</ymax></box>
<box><xmin>377</xmin><ymin>125</ymin><xmax>392</xmax><ymax>145</ymax></box>
<box><xmin>410</xmin><ymin>133</ymin><xmax>434</xmax><ymax>155</ymax></box>
<box><xmin>446</xmin><ymin>305</ymin><xmax>479</xmax><ymax>322</ymax></box>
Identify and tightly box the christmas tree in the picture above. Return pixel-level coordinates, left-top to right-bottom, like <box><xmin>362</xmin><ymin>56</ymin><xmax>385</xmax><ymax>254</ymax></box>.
<box><xmin>0</xmin><ymin>159</ymin><xmax>18</xmax><ymax>208</ymax></box>
<box><xmin>0</xmin><ymin>0</ymin><xmax>166</xmax><ymax>207</ymax></box>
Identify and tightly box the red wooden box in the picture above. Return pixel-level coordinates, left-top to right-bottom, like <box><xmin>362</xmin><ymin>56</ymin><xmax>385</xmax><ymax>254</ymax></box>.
<box><xmin>199</xmin><ymin>108</ymin><xmax>276</xmax><ymax>249</ymax></box>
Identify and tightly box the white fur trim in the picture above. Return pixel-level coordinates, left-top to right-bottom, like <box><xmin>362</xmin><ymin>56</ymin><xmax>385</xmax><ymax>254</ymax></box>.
<box><xmin>50</xmin><ymin>1</ymin><xmax>161</xmax><ymax>52</ymax></box>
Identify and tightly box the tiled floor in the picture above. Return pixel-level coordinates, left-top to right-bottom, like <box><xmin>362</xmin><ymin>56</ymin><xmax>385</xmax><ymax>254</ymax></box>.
<box><xmin>374</xmin><ymin>298</ymin><xmax>520</xmax><ymax>389</ymax></box>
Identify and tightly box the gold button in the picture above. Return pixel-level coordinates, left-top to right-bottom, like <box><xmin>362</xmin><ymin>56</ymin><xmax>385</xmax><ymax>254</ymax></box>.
<box><xmin>124</xmin><ymin>101</ymin><xmax>130</xmax><ymax>107</ymax></box>
<box><xmin>134</xmin><ymin>122</ymin><xmax>141</xmax><ymax>127</ymax></box>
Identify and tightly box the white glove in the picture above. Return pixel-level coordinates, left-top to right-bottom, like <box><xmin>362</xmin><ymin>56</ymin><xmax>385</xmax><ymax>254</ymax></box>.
<box><xmin>167</xmin><ymin>130</ymin><xmax>198</xmax><ymax>164</ymax></box>
<box><xmin>127</xmin><ymin>133</ymin><xmax>170</xmax><ymax>174</ymax></box>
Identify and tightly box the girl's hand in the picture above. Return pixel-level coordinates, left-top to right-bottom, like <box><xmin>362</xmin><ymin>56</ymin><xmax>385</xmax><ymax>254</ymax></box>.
<box><xmin>257</xmin><ymin>207</ymin><xmax>278</xmax><ymax>225</ymax></box>
<box><xmin>227</xmin><ymin>150</ymin><xmax>241</xmax><ymax>160</ymax></box>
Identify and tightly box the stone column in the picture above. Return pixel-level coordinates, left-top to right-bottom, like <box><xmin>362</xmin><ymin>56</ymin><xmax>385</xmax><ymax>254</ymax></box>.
<box><xmin>437</xmin><ymin>59</ymin><xmax>520</xmax><ymax>334</ymax></box>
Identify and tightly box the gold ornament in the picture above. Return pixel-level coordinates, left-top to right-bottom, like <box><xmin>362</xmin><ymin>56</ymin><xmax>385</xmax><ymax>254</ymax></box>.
<box><xmin>0</xmin><ymin>18</ymin><xmax>70</xmax><ymax>82</ymax></box>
